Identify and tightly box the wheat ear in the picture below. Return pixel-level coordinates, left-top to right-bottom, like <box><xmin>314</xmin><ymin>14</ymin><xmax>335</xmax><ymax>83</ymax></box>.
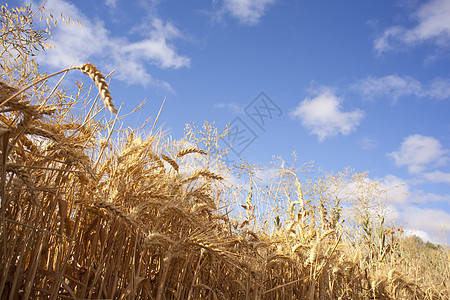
<box><xmin>78</xmin><ymin>63</ymin><xmax>117</xmax><ymax>114</ymax></box>
<box><xmin>176</xmin><ymin>148</ymin><xmax>207</xmax><ymax>158</ymax></box>
<box><xmin>161</xmin><ymin>154</ymin><xmax>179</xmax><ymax>172</ymax></box>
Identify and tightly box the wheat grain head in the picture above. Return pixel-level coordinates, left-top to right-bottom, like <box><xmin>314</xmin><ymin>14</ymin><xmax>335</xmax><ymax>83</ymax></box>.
<box><xmin>78</xmin><ymin>63</ymin><xmax>117</xmax><ymax>114</ymax></box>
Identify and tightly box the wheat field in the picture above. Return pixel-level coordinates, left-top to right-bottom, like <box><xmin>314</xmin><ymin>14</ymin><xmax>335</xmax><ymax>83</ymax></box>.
<box><xmin>0</xmin><ymin>3</ymin><xmax>449</xmax><ymax>299</ymax></box>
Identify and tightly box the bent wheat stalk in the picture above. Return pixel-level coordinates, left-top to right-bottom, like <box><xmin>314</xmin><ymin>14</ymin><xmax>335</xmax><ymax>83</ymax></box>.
<box><xmin>0</xmin><ymin>63</ymin><xmax>118</xmax><ymax>114</ymax></box>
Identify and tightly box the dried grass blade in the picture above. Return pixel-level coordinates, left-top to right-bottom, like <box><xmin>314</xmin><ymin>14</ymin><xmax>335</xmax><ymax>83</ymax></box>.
<box><xmin>151</xmin><ymin>97</ymin><xmax>166</xmax><ymax>135</ymax></box>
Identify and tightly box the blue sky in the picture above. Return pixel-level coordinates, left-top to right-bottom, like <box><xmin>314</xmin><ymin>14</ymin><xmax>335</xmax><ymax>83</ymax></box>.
<box><xmin>12</xmin><ymin>0</ymin><xmax>450</xmax><ymax>242</ymax></box>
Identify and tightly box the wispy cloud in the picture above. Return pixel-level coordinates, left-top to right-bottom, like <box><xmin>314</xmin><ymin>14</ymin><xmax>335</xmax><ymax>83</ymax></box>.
<box><xmin>214</xmin><ymin>102</ymin><xmax>244</xmax><ymax>114</ymax></box>
<box><xmin>104</xmin><ymin>0</ymin><xmax>117</xmax><ymax>8</ymax></box>
<box><xmin>375</xmin><ymin>175</ymin><xmax>450</xmax><ymax>205</ymax></box>
<box><xmin>374</xmin><ymin>0</ymin><xmax>450</xmax><ymax>55</ymax></box>
<box><xmin>402</xmin><ymin>206</ymin><xmax>450</xmax><ymax>238</ymax></box>
<box><xmin>222</xmin><ymin>0</ymin><xmax>276</xmax><ymax>25</ymax></box>
<box><xmin>353</xmin><ymin>75</ymin><xmax>450</xmax><ymax>102</ymax></box>
<box><xmin>387</xmin><ymin>134</ymin><xmax>449</xmax><ymax>174</ymax></box>
<box><xmin>410</xmin><ymin>190</ymin><xmax>450</xmax><ymax>204</ymax></box>
<box><xmin>422</xmin><ymin>170</ymin><xmax>450</xmax><ymax>184</ymax></box>
<box><xmin>360</xmin><ymin>137</ymin><xmax>378</xmax><ymax>150</ymax></box>
<box><xmin>34</xmin><ymin>0</ymin><xmax>190</xmax><ymax>89</ymax></box>
<box><xmin>290</xmin><ymin>88</ymin><xmax>365</xmax><ymax>142</ymax></box>
<box><xmin>427</xmin><ymin>77</ymin><xmax>450</xmax><ymax>99</ymax></box>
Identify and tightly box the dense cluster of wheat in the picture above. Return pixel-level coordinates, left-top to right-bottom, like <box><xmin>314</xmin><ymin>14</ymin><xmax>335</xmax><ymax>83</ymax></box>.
<box><xmin>1</xmin><ymin>3</ymin><xmax>449</xmax><ymax>299</ymax></box>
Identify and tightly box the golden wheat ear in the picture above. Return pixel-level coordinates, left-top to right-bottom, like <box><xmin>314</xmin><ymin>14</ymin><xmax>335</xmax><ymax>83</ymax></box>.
<box><xmin>78</xmin><ymin>63</ymin><xmax>118</xmax><ymax>114</ymax></box>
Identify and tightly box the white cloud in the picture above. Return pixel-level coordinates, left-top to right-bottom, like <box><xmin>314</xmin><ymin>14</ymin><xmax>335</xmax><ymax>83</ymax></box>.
<box><xmin>403</xmin><ymin>206</ymin><xmax>450</xmax><ymax>234</ymax></box>
<box><xmin>336</xmin><ymin>175</ymin><xmax>404</xmax><ymax>225</ymax></box>
<box><xmin>374</xmin><ymin>0</ymin><xmax>450</xmax><ymax>54</ymax></box>
<box><xmin>37</xmin><ymin>3</ymin><xmax>109</xmax><ymax>67</ymax></box>
<box><xmin>375</xmin><ymin>175</ymin><xmax>450</xmax><ymax>205</ymax></box>
<box><xmin>379</xmin><ymin>175</ymin><xmax>409</xmax><ymax>204</ymax></box>
<box><xmin>422</xmin><ymin>170</ymin><xmax>450</xmax><ymax>184</ymax></box>
<box><xmin>223</xmin><ymin>0</ymin><xmax>276</xmax><ymax>25</ymax></box>
<box><xmin>290</xmin><ymin>89</ymin><xmax>365</xmax><ymax>142</ymax></box>
<box><xmin>353</xmin><ymin>75</ymin><xmax>450</xmax><ymax>101</ymax></box>
<box><xmin>254</xmin><ymin>168</ymin><xmax>278</xmax><ymax>185</ymax></box>
<box><xmin>338</xmin><ymin>174</ymin><xmax>408</xmax><ymax>209</ymax></box>
<box><xmin>387</xmin><ymin>134</ymin><xmax>449</xmax><ymax>174</ymax></box>
<box><xmin>121</xmin><ymin>29</ymin><xmax>190</xmax><ymax>69</ymax></box>
<box><xmin>335</xmin><ymin>171</ymin><xmax>449</xmax><ymax>244</ymax></box>
<box><xmin>385</xmin><ymin>204</ymin><xmax>401</xmax><ymax>220</ymax></box>
<box><xmin>404</xmin><ymin>229</ymin><xmax>434</xmax><ymax>243</ymax></box>
<box><xmin>35</xmin><ymin>0</ymin><xmax>190</xmax><ymax>89</ymax></box>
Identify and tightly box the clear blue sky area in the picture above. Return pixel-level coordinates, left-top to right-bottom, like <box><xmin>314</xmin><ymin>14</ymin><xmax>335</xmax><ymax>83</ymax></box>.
<box><xmin>11</xmin><ymin>0</ymin><xmax>450</xmax><ymax>243</ymax></box>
